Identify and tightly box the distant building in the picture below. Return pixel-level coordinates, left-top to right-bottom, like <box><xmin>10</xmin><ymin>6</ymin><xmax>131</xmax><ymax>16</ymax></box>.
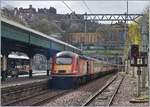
<box><xmin>38</xmin><ymin>7</ymin><xmax>56</xmax><ymax>14</ymax></box>
<box><xmin>68</xmin><ymin>23</ymin><xmax>126</xmax><ymax>49</ymax></box>
<box><xmin>12</xmin><ymin>5</ymin><xmax>57</xmax><ymax>22</ymax></box>
<box><xmin>68</xmin><ymin>32</ymin><xmax>104</xmax><ymax>45</ymax></box>
<box><xmin>10</xmin><ymin>5</ymin><xmax>83</xmax><ymax>24</ymax></box>
<box><xmin>19</xmin><ymin>5</ymin><xmax>36</xmax><ymax>14</ymax></box>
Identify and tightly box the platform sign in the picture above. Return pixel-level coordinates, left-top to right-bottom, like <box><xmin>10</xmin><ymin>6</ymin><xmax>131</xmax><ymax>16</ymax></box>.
<box><xmin>130</xmin><ymin>52</ymin><xmax>148</xmax><ymax>67</ymax></box>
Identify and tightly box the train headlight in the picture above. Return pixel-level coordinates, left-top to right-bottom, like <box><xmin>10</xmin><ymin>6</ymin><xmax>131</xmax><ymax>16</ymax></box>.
<box><xmin>73</xmin><ymin>70</ymin><xmax>78</xmax><ymax>73</ymax></box>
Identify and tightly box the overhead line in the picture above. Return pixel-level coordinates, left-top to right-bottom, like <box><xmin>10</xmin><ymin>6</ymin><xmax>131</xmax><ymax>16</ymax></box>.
<box><xmin>62</xmin><ymin>1</ymin><xmax>82</xmax><ymax>22</ymax></box>
<box><xmin>62</xmin><ymin>1</ymin><xmax>74</xmax><ymax>12</ymax></box>
<box><xmin>82</xmin><ymin>0</ymin><xmax>93</xmax><ymax>14</ymax></box>
<box><xmin>82</xmin><ymin>0</ymin><xmax>101</xmax><ymax>22</ymax></box>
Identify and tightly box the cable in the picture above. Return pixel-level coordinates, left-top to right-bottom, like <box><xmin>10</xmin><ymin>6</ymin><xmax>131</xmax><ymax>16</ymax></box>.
<box><xmin>62</xmin><ymin>1</ymin><xmax>82</xmax><ymax>22</ymax></box>
<box><xmin>82</xmin><ymin>0</ymin><xmax>101</xmax><ymax>22</ymax></box>
<box><xmin>82</xmin><ymin>0</ymin><xmax>93</xmax><ymax>14</ymax></box>
<box><xmin>62</xmin><ymin>1</ymin><xmax>74</xmax><ymax>13</ymax></box>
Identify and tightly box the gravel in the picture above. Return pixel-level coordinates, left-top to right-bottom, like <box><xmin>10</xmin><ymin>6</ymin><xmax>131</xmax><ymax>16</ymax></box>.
<box><xmin>88</xmin><ymin>75</ymin><xmax>123</xmax><ymax>106</ymax></box>
<box><xmin>9</xmin><ymin>90</ymin><xmax>65</xmax><ymax>106</ymax></box>
<box><xmin>44</xmin><ymin>74</ymin><xmax>115</xmax><ymax>106</ymax></box>
<box><xmin>112</xmin><ymin>73</ymin><xmax>149</xmax><ymax>106</ymax></box>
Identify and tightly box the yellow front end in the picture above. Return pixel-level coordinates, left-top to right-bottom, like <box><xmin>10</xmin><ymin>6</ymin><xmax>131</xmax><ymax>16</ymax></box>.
<box><xmin>53</xmin><ymin>64</ymin><xmax>72</xmax><ymax>74</ymax></box>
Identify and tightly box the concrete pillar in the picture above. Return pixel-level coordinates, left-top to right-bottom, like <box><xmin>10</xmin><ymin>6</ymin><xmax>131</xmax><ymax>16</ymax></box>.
<box><xmin>125</xmin><ymin>59</ymin><xmax>128</xmax><ymax>74</ymax></box>
<box><xmin>127</xmin><ymin>59</ymin><xmax>129</xmax><ymax>74</ymax></box>
<box><xmin>141</xmin><ymin>67</ymin><xmax>147</xmax><ymax>88</ymax></box>
<box><xmin>146</xmin><ymin>67</ymin><xmax>149</xmax><ymax>88</ymax></box>
<box><xmin>137</xmin><ymin>67</ymin><xmax>141</xmax><ymax>97</ymax></box>
<box><xmin>46</xmin><ymin>58</ymin><xmax>50</xmax><ymax>76</ymax></box>
<box><xmin>1</xmin><ymin>55</ymin><xmax>7</xmax><ymax>81</ymax></box>
<box><xmin>29</xmin><ymin>57</ymin><xmax>33</xmax><ymax>78</ymax></box>
<box><xmin>123</xmin><ymin>60</ymin><xmax>126</xmax><ymax>72</ymax></box>
<box><xmin>132</xmin><ymin>67</ymin><xmax>135</xmax><ymax>78</ymax></box>
<box><xmin>140</xmin><ymin>15</ymin><xmax>148</xmax><ymax>91</ymax></box>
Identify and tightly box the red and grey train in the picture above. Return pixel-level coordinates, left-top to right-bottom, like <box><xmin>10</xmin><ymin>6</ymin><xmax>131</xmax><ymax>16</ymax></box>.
<box><xmin>49</xmin><ymin>51</ymin><xmax>117</xmax><ymax>89</ymax></box>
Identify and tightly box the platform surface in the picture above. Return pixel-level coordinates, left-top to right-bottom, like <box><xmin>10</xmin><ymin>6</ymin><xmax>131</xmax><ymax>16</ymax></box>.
<box><xmin>1</xmin><ymin>75</ymin><xmax>50</xmax><ymax>88</ymax></box>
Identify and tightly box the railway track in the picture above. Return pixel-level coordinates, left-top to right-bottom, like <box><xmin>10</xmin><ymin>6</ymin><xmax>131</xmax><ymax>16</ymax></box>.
<box><xmin>2</xmin><ymin>81</ymin><xmax>48</xmax><ymax>106</ymax></box>
<box><xmin>2</xmin><ymin>84</ymin><xmax>46</xmax><ymax>96</ymax></box>
<box><xmin>3</xmin><ymin>89</ymin><xmax>72</xmax><ymax>106</ymax></box>
<box><xmin>82</xmin><ymin>74</ymin><xmax>124</xmax><ymax>106</ymax></box>
<box><xmin>32</xmin><ymin>90</ymin><xmax>73</xmax><ymax>106</ymax></box>
<box><xmin>3</xmin><ymin>89</ymin><xmax>49</xmax><ymax>106</ymax></box>
<box><xmin>2</xmin><ymin>73</ymin><xmax>118</xmax><ymax>106</ymax></box>
<box><xmin>43</xmin><ymin>73</ymin><xmax>117</xmax><ymax>106</ymax></box>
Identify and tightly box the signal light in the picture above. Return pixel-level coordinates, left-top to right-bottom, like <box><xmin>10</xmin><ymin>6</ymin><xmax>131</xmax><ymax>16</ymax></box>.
<box><xmin>131</xmin><ymin>44</ymin><xmax>139</xmax><ymax>58</ymax></box>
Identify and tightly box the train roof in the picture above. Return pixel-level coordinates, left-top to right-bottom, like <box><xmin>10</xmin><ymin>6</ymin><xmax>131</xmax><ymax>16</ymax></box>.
<box><xmin>56</xmin><ymin>51</ymin><xmax>118</xmax><ymax>65</ymax></box>
<box><xmin>79</xmin><ymin>55</ymin><xmax>97</xmax><ymax>61</ymax></box>
<box><xmin>56</xmin><ymin>51</ymin><xmax>78</xmax><ymax>57</ymax></box>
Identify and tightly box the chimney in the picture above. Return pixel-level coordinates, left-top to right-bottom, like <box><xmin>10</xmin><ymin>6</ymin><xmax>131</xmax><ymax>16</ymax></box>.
<box><xmin>29</xmin><ymin>5</ymin><xmax>32</xmax><ymax>8</ymax></box>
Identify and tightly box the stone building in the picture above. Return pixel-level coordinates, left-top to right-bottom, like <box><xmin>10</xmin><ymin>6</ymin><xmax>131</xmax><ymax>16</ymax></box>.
<box><xmin>68</xmin><ymin>23</ymin><xmax>126</xmax><ymax>49</ymax></box>
<box><xmin>38</xmin><ymin>7</ymin><xmax>56</xmax><ymax>14</ymax></box>
<box><xmin>69</xmin><ymin>32</ymin><xmax>104</xmax><ymax>45</ymax></box>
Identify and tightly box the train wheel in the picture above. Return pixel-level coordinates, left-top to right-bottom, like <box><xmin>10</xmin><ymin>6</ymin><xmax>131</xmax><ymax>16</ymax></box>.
<box><xmin>81</xmin><ymin>77</ymin><xmax>86</xmax><ymax>84</ymax></box>
<box><xmin>74</xmin><ymin>78</ymin><xmax>80</xmax><ymax>88</ymax></box>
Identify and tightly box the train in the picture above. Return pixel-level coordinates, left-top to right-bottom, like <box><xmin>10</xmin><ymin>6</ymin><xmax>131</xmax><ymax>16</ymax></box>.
<box><xmin>7</xmin><ymin>56</ymin><xmax>30</xmax><ymax>77</ymax></box>
<box><xmin>49</xmin><ymin>51</ymin><xmax>118</xmax><ymax>89</ymax></box>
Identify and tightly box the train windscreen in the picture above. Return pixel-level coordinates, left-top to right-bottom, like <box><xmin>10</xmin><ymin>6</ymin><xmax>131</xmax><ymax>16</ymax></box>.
<box><xmin>56</xmin><ymin>56</ymin><xmax>72</xmax><ymax>65</ymax></box>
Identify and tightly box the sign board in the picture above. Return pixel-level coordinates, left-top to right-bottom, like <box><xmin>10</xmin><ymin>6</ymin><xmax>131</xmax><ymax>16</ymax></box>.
<box><xmin>130</xmin><ymin>52</ymin><xmax>148</xmax><ymax>67</ymax></box>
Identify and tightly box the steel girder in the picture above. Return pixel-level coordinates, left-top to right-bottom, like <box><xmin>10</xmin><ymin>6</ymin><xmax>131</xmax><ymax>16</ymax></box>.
<box><xmin>61</xmin><ymin>13</ymin><xmax>143</xmax><ymax>22</ymax></box>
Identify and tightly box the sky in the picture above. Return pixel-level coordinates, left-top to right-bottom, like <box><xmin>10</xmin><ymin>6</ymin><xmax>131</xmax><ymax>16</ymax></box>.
<box><xmin>1</xmin><ymin>0</ymin><xmax>149</xmax><ymax>14</ymax></box>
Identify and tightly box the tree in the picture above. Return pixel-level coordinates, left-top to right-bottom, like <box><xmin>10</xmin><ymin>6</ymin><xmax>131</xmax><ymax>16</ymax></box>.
<box><xmin>96</xmin><ymin>24</ymin><xmax>113</xmax><ymax>49</ymax></box>
<box><xmin>128</xmin><ymin>23</ymin><xmax>141</xmax><ymax>45</ymax></box>
<box><xmin>29</xmin><ymin>17</ymin><xmax>63</xmax><ymax>35</ymax></box>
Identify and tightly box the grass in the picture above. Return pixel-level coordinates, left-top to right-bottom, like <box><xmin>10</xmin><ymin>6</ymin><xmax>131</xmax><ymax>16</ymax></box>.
<box><xmin>83</xmin><ymin>49</ymin><xmax>124</xmax><ymax>56</ymax></box>
<box><xmin>137</xmin><ymin>95</ymin><xmax>149</xmax><ymax>100</ymax></box>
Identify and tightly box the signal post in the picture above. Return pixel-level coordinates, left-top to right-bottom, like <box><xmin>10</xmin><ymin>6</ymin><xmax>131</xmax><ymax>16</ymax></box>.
<box><xmin>130</xmin><ymin>44</ymin><xmax>148</xmax><ymax>96</ymax></box>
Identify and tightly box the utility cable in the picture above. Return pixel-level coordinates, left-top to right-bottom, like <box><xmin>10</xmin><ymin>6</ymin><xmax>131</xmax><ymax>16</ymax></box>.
<box><xmin>62</xmin><ymin>1</ymin><xmax>83</xmax><ymax>22</ymax></box>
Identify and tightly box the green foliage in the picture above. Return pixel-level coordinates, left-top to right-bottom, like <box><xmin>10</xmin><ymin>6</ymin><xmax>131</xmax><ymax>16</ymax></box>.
<box><xmin>124</xmin><ymin>6</ymin><xmax>149</xmax><ymax>56</ymax></box>
<box><xmin>2</xmin><ymin>7</ymin><xmax>63</xmax><ymax>36</ymax></box>
<box><xmin>128</xmin><ymin>23</ymin><xmax>141</xmax><ymax>45</ymax></box>
<box><xmin>28</xmin><ymin>16</ymin><xmax>63</xmax><ymax>35</ymax></box>
<box><xmin>124</xmin><ymin>23</ymin><xmax>141</xmax><ymax>56</ymax></box>
<box><xmin>83</xmin><ymin>49</ymin><xmax>123</xmax><ymax>56</ymax></box>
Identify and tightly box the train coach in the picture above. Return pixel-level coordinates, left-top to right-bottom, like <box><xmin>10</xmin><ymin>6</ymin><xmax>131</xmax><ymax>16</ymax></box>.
<box><xmin>48</xmin><ymin>51</ymin><xmax>117</xmax><ymax>89</ymax></box>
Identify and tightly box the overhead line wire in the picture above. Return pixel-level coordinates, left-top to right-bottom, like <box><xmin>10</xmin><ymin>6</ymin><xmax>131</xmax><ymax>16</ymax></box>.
<box><xmin>82</xmin><ymin>0</ymin><xmax>101</xmax><ymax>22</ymax></box>
<box><xmin>62</xmin><ymin>1</ymin><xmax>83</xmax><ymax>22</ymax></box>
<box><xmin>82</xmin><ymin>0</ymin><xmax>93</xmax><ymax>14</ymax></box>
<box><xmin>62</xmin><ymin>1</ymin><xmax>74</xmax><ymax>12</ymax></box>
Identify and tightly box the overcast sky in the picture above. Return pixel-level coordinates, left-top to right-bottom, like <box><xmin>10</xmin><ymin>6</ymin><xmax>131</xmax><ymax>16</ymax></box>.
<box><xmin>1</xmin><ymin>0</ymin><xmax>149</xmax><ymax>14</ymax></box>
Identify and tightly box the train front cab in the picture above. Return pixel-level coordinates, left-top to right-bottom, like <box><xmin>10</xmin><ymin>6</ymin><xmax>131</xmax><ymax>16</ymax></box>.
<box><xmin>49</xmin><ymin>52</ymin><xmax>88</xmax><ymax>89</ymax></box>
<box><xmin>48</xmin><ymin>51</ymin><xmax>117</xmax><ymax>89</ymax></box>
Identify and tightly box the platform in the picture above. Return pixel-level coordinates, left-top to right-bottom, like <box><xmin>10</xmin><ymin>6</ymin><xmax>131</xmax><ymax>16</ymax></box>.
<box><xmin>1</xmin><ymin>75</ymin><xmax>50</xmax><ymax>89</ymax></box>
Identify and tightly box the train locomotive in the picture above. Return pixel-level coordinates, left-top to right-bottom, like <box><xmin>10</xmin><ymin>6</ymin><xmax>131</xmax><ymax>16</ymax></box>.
<box><xmin>49</xmin><ymin>51</ymin><xmax>117</xmax><ymax>89</ymax></box>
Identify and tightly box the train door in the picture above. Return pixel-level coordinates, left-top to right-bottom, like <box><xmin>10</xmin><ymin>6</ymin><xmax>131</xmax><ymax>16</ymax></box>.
<box><xmin>49</xmin><ymin>58</ymin><xmax>53</xmax><ymax>75</ymax></box>
<box><xmin>79</xmin><ymin>59</ymin><xmax>87</xmax><ymax>75</ymax></box>
<box><xmin>76</xmin><ymin>57</ymin><xmax>80</xmax><ymax>73</ymax></box>
<box><xmin>87</xmin><ymin>61</ymin><xmax>91</xmax><ymax>74</ymax></box>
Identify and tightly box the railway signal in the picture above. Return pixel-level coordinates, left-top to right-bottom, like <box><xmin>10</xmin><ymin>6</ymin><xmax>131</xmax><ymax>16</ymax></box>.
<box><xmin>131</xmin><ymin>44</ymin><xmax>139</xmax><ymax>59</ymax></box>
<box><xmin>130</xmin><ymin>44</ymin><xmax>139</xmax><ymax>66</ymax></box>
<box><xmin>130</xmin><ymin>44</ymin><xmax>148</xmax><ymax>97</ymax></box>
<box><xmin>130</xmin><ymin>44</ymin><xmax>148</xmax><ymax>67</ymax></box>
